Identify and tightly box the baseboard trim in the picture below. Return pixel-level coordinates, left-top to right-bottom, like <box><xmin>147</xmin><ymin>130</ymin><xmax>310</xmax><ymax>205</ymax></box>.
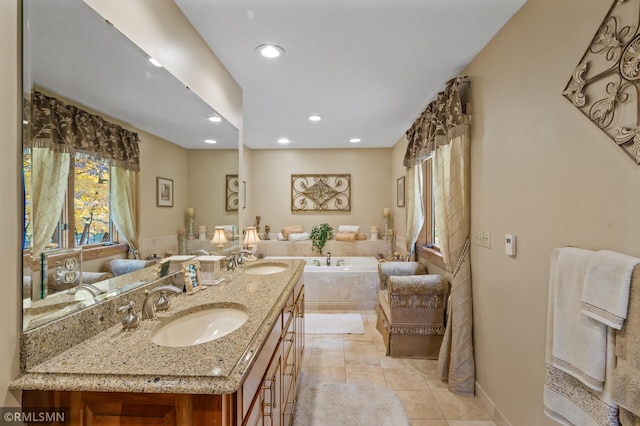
<box><xmin>476</xmin><ymin>381</ymin><xmax>512</xmax><ymax>426</ymax></box>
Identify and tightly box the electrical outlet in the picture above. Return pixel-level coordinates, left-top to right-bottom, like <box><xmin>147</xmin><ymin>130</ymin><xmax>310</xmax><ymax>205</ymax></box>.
<box><xmin>475</xmin><ymin>230</ymin><xmax>491</xmax><ymax>248</ymax></box>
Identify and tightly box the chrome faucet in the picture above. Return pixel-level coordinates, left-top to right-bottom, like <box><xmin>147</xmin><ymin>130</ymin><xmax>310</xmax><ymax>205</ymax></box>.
<box><xmin>336</xmin><ymin>259</ymin><xmax>344</xmax><ymax>267</ymax></box>
<box><xmin>142</xmin><ymin>285</ymin><xmax>182</xmax><ymax>320</ymax></box>
<box><xmin>326</xmin><ymin>252</ymin><xmax>331</xmax><ymax>266</ymax></box>
<box><xmin>226</xmin><ymin>249</ymin><xmax>253</xmax><ymax>271</ymax></box>
<box><xmin>68</xmin><ymin>283</ymin><xmax>102</xmax><ymax>297</ymax></box>
<box><xmin>313</xmin><ymin>259</ymin><xmax>321</xmax><ymax>267</ymax></box>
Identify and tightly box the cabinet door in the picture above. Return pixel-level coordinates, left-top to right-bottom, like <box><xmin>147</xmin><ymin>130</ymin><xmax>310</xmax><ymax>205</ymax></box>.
<box><xmin>295</xmin><ymin>285</ymin><xmax>305</xmax><ymax>379</ymax></box>
<box><xmin>243</xmin><ymin>349</ymin><xmax>283</xmax><ymax>426</ymax></box>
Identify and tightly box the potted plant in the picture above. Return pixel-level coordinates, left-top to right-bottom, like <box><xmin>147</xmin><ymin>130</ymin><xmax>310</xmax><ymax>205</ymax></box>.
<box><xmin>310</xmin><ymin>223</ymin><xmax>333</xmax><ymax>255</ymax></box>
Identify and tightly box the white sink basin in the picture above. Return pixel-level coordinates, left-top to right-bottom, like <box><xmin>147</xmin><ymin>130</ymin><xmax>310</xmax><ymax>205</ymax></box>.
<box><xmin>243</xmin><ymin>263</ymin><xmax>288</xmax><ymax>275</ymax></box>
<box><xmin>151</xmin><ymin>307</ymin><xmax>248</xmax><ymax>347</ymax></box>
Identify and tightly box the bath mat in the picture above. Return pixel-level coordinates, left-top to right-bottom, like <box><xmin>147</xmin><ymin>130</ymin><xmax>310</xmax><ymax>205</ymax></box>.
<box><xmin>293</xmin><ymin>383</ymin><xmax>410</xmax><ymax>426</ymax></box>
<box><xmin>305</xmin><ymin>313</ymin><xmax>364</xmax><ymax>334</ymax></box>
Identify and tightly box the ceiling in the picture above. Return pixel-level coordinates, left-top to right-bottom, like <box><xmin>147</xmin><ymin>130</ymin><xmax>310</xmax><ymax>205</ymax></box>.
<box><xmin>175</xmin><ymin>0</ymin><xmax>526</xmax><ymax>150</ymax></box>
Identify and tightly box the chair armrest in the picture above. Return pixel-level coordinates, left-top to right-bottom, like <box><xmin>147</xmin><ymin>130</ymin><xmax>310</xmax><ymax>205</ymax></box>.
<box><xmin>388</xmin><ymin>275</ymin><xmax>448</xmax><ymax>296</ymax></box>
<box><xmin>378</xmin><ymin>261</ymin><xmax>426</xmax><ymax>290</ymax></box>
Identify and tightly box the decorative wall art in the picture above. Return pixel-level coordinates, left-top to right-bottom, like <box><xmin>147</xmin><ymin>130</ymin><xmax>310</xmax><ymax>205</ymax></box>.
<box><xmin>563</xmin><ymin>0</ymin><xmax>640</xmax><ymax>164</ymax></box>
<box><xmin>291</xmin><ymin>174</ymin><xmax>351</xmax><ymax>212</ymax></box>
<box><xmin>156</xmin><ymin>177</ymin><xmax>173</xmax><ymax>207</ymax></box>
<box><xmin>225</xmin><ymin>174</ymin><xmax>239</xmax><ymax>211</ymax></box>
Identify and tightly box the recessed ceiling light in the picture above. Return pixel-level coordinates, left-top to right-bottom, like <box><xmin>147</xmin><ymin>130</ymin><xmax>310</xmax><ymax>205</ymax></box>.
<box><xmin>204</xmin><ymin>139</ymin><xmax>217</xmax><ymax>144</ymax></box>
<box><xmin>208</xmin><ymin>115</ymin><xmax>222</xmax><ymax>123</ymax></box>
<box><xmin>349</xmin><ymin>138</ymin><xmax>361</xmax><ymax>143</ymax></box>
<box><xmin>256</xmin><ymin>44</ymin><xmax>285</xmax><ymax>59</ymax></box>
<box><xmin>308</xmin><ymin>115</ymin><xmax>322</xmax><ymax>122</ymax></box>
<box><xmin>148</xmin><ymin>57</ymin><xmax>162</xmax><ymax>67</ymax></box>
<box><xmin>278</xmin><ymin>138</ymin><xmax>290</xmax><ymax>144</ymax></box>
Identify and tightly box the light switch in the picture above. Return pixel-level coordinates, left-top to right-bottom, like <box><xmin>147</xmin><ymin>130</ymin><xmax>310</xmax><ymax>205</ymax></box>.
<box><xmin>505</xmin><ymin>234</ymin><xmax>516</xmax><ymax>256</ymax></box>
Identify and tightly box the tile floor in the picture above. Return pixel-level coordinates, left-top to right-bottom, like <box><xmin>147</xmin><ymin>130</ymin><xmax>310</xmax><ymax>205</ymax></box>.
<box><xmin>298</xmin><ymin>310</ymin><xmax>496</xmax><ymax>426</ymax></box>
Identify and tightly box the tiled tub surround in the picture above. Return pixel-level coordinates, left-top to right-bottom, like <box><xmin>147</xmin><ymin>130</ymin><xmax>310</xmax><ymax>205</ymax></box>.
<box><xmin>266</xmin><ymin>256</ymin><xmax>379</xmax><ymax>310</ymax></box>
<box><xmin>11</xmin><ymin>259</ymin><xmax>305</xmax><ymax>394</ymax></box>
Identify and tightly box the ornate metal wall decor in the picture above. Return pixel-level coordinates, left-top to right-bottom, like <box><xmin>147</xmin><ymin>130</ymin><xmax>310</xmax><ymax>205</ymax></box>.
<box><xmin>563</xmin><ymin>0</ymin><xmax>640</xmax><ymax>164</ymax></box>
<box><xmin>291</xmin><ymin>174</ymin><xmax>351</xmax><ymax>212</ymax></box>
<box><xmin>225</xmin><ymin>174</ymin><xmax>239</xmax><ymax>211</ymax></box>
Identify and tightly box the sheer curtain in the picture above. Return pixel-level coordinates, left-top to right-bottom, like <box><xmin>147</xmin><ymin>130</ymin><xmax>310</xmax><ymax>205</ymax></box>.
<box><xmin>405</xmin><ymin>163</ymin><xmax>424</xmax><ymax>259</ymax></box>
<box><xmin>403</xmin><ymin>77</ymin><xmax>474</xmax><ymax>396</ymax></box>
<box><xmin>111</xmin><ymin>167</ymin><xmax>140</xmax><ymax>258</ymax></box>
<box><xmin>31</xmin><ymin>148</ymin><xmax>70</xmax><ymax>258</ymax></box>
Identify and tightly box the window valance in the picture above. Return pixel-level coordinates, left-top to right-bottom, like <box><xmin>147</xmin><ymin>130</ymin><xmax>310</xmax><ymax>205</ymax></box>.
<box><xmin>28</xmin><ymin>90</ymin><xmax>140</xmax><ymax>171</ymax></box>
<box><xmin>403</xmin><ymin>76</ymin><xmax>468</xmax><ymax>168</ymax></box>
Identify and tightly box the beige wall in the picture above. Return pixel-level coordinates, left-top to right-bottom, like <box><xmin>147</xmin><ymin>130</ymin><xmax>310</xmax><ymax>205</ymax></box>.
<box><xmin>187</xmin><ymin>149</ymin><xmax>239</xmax><ymax>231</ymax></box>
<box><xmin>1</xmin><ymin>0</ymin><xmax>21</xmax><ymax>407</ymax></box>
<box><xmin>139</xmin><ymin>133</ymin><xmax>190</xmax><ymax>239</ymax></box>
<box><xmin>246</xmin><ymin>148</ymin><xmax>393</xmax><ymax>238</ymax></box>
<box><xmin>464</xmin><ymin>0</ymin><xmax>637</xmax><ymax>424</ymax></box>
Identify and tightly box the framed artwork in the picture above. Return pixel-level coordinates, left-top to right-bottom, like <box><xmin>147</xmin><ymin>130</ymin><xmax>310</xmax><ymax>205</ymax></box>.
<box><xmin>397</xmin><ymin>176</ymin><xmax>405</xmax><ymax>207</ymax></box>
<box><xmin>226</xmin><ymin>174</ymin><xmax>239</xmax><ymax>211</ymax></box>
<box><xmin>156</xmin><ymin>177</ymin><xmax>174</xmax><ymax>207</ymax></box>
<box><xmin>181</xmin><ymin>259</ymin><xmax>204</xmax><ymax>295</ymax></box>
<box><xmin>291</xmin><ymin>174</ymin><xmax>351</xmax><ymax>212</ymax></box>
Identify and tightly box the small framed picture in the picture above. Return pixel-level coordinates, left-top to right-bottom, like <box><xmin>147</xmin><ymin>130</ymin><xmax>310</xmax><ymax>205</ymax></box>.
<box><xmin>182</xmin><ymin>259</ymin><xmax>204</xmax><ymax>295</ymax></box>
<box><xmin>157</xmin><ymin>177</ymin><xmax>174</xmax><ymax>207</ymax></box>
<box><xmin>397</xmin><ymin>176</ymin><xmax>405</xmax><ymax>207</ymax></box>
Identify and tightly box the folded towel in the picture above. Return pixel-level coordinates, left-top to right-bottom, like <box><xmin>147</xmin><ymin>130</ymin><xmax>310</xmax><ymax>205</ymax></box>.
<box><xmin>281</xmin><ymin>225</ymin><xmax>303</xmax><ymax>238</ymax></box>
<box><xmin>550</xmin><ymin>247</ymin><xmax>608</xmax><ymax>392</ymax></box>
<box><xmin>356</xmin><ymin>232</ymin><xmax>366</xmax><ymax>240</ymax></box>
<box><xmin>277</xmin><ymin>232</ymin><xmax>288</xmax><ymax>241</ymax></box>
<box><xmin>613</xmin><ymin>264</ymin><xmax>640</xmax><ymax>417</ymax></box>
<box><xmin>335</xmin><ymin>232</ymin><xmax>356</xmax><ymax>242</ymax></box>
<box><xmin>582</xmin><ymin>250</ymin><xmax>640</xmax><ymax>329</ymax></box>
<box><xmin>338</xmin><ymin>225</ymin><xmax>359</xmax><ymax>233</ymax></box>
<box><xmin>288</xmin><ymin>232</ymin><xmax>310</xmax><ymax>241</ymax></box>
<box><xmin>544</xmin><ymin>248</ymin><xmax>619</xmax><ymax>425</ymax></box>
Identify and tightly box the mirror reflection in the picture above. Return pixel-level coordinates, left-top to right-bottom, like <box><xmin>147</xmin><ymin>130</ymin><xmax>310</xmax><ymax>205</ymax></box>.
<box><xmin>22</xmin><ymin>0</ymin><xmax>240</xmax><ymax>331</ymax></box>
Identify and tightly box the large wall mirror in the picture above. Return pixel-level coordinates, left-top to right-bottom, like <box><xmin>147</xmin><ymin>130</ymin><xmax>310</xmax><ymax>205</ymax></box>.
<box><xmin>22</xmin><ymin>0</ymin><xmax>240</xmax><ymax>331</ymax></box>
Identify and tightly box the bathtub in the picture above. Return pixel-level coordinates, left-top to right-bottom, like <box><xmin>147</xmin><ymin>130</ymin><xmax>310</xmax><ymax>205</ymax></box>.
<box><xmin>265</xmin><ymin>256</ymin><xmax>380</xmax><ymax>310</ymax></box>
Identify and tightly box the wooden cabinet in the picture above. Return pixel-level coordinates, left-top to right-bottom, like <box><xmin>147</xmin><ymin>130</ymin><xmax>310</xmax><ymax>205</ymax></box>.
<box><xmin>22</xmin><ymin>277</ymin><xmax>305</xmax><ymax>426</ymax></box>
<box><xmin>242</xmin><ymin>280</ymin><xmax>304</xmax><ymax>426</ymax></box>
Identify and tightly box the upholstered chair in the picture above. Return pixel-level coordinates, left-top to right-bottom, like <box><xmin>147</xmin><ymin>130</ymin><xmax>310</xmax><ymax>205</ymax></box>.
<box><xmin>376</xmin><ymin>261</ymin><xmax>448</xmax><ymax>359</ymax></box>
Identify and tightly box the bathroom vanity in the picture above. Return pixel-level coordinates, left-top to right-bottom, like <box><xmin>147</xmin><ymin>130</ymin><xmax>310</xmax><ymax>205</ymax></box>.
<box><xmin>12</xmin><ymin>259</ymin><xmax>305</xmax><ymax>426</ymax></box>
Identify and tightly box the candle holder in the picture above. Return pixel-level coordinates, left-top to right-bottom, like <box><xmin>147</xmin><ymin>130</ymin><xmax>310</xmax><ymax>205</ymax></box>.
<box><xmin>178</xmin><ymin>232</ymin><xmax>187</xmax><ymax>255</ymax></box>
<box><xmin>383</xmin><ymin>216</ymin><xmax>392</xmax><ymax>240</ymax></box>
<box><xmin>186</xmin><ymin>215</ymin><xmax>195</xmax><ymax>240</ymax></box>
<box><xmin>387</xmin><ymin>235</ymin><xmax>396</xmax><ymax>260</ymax></box>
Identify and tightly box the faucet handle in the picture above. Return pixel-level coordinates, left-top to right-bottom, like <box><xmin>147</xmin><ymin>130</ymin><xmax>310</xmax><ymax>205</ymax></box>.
<box><xmin>155</xmin><ymin>291</ymin><xmax>170</xmax><ymax>312</ymax></box>
<box><xmin>117</xmin><ymin>301</ymin><xmax>140</xmax><ymax>331</ymax></box>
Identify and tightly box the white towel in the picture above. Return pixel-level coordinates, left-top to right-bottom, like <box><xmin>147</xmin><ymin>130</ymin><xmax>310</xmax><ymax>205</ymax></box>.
<box><xmin>551</xmin><ymin>247</ymin><xmax>608</xmax><ymax>392</ymax></box>
<box><xmin>288</xmin><ymin>232</ymin><xmax>310</xmax><ymax>241</ymax></box>
<box><xmin>582</xmin><ymin>250</ymin><xmax>640</xmax><ymax>330</ymax></box>
<box><xmin>338</xmin><ymin>225</ymin><xmax>359</xmax><ymax>233</ymax></box>
<box><xmin>544</xmin><ymin>248</ymin><xmax>619</xmax><ymax>425</ymax></box>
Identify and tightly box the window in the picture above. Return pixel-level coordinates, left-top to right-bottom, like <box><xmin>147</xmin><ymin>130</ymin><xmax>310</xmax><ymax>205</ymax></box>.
<box><xmin>23</xmin><ymin>149</ymin><xmax>115</xmax><ymax>251</ymax></box>
<box><xmin>416</xmin><ymin>156</ymin><xmax>445</xmax><ymax>268</ymax></box>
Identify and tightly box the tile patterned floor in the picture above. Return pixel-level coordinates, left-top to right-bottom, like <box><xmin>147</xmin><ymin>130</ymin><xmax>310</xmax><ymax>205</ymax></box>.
<box><xmin>299</xmin><ymin>310</ymin><xmax>496</xmax><ymax>426</ymax></box>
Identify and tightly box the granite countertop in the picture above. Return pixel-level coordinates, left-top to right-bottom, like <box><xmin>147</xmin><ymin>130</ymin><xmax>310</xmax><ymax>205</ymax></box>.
<box><xmin>11</xmin><ymin>259</ymin><xmax>305</xmax><ymax>395</ymax></box>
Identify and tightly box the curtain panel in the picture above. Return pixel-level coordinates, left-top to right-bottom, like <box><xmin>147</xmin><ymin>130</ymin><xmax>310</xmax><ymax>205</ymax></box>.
<box><xmin>29</xmin><ymin>90</ymin><xmax>140</xmax><ymax>171</ymax></box>
<box><xmin>402</xmin><ymin>76</ymin><xmax>475</xmax><ymax>396</ymax></box>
